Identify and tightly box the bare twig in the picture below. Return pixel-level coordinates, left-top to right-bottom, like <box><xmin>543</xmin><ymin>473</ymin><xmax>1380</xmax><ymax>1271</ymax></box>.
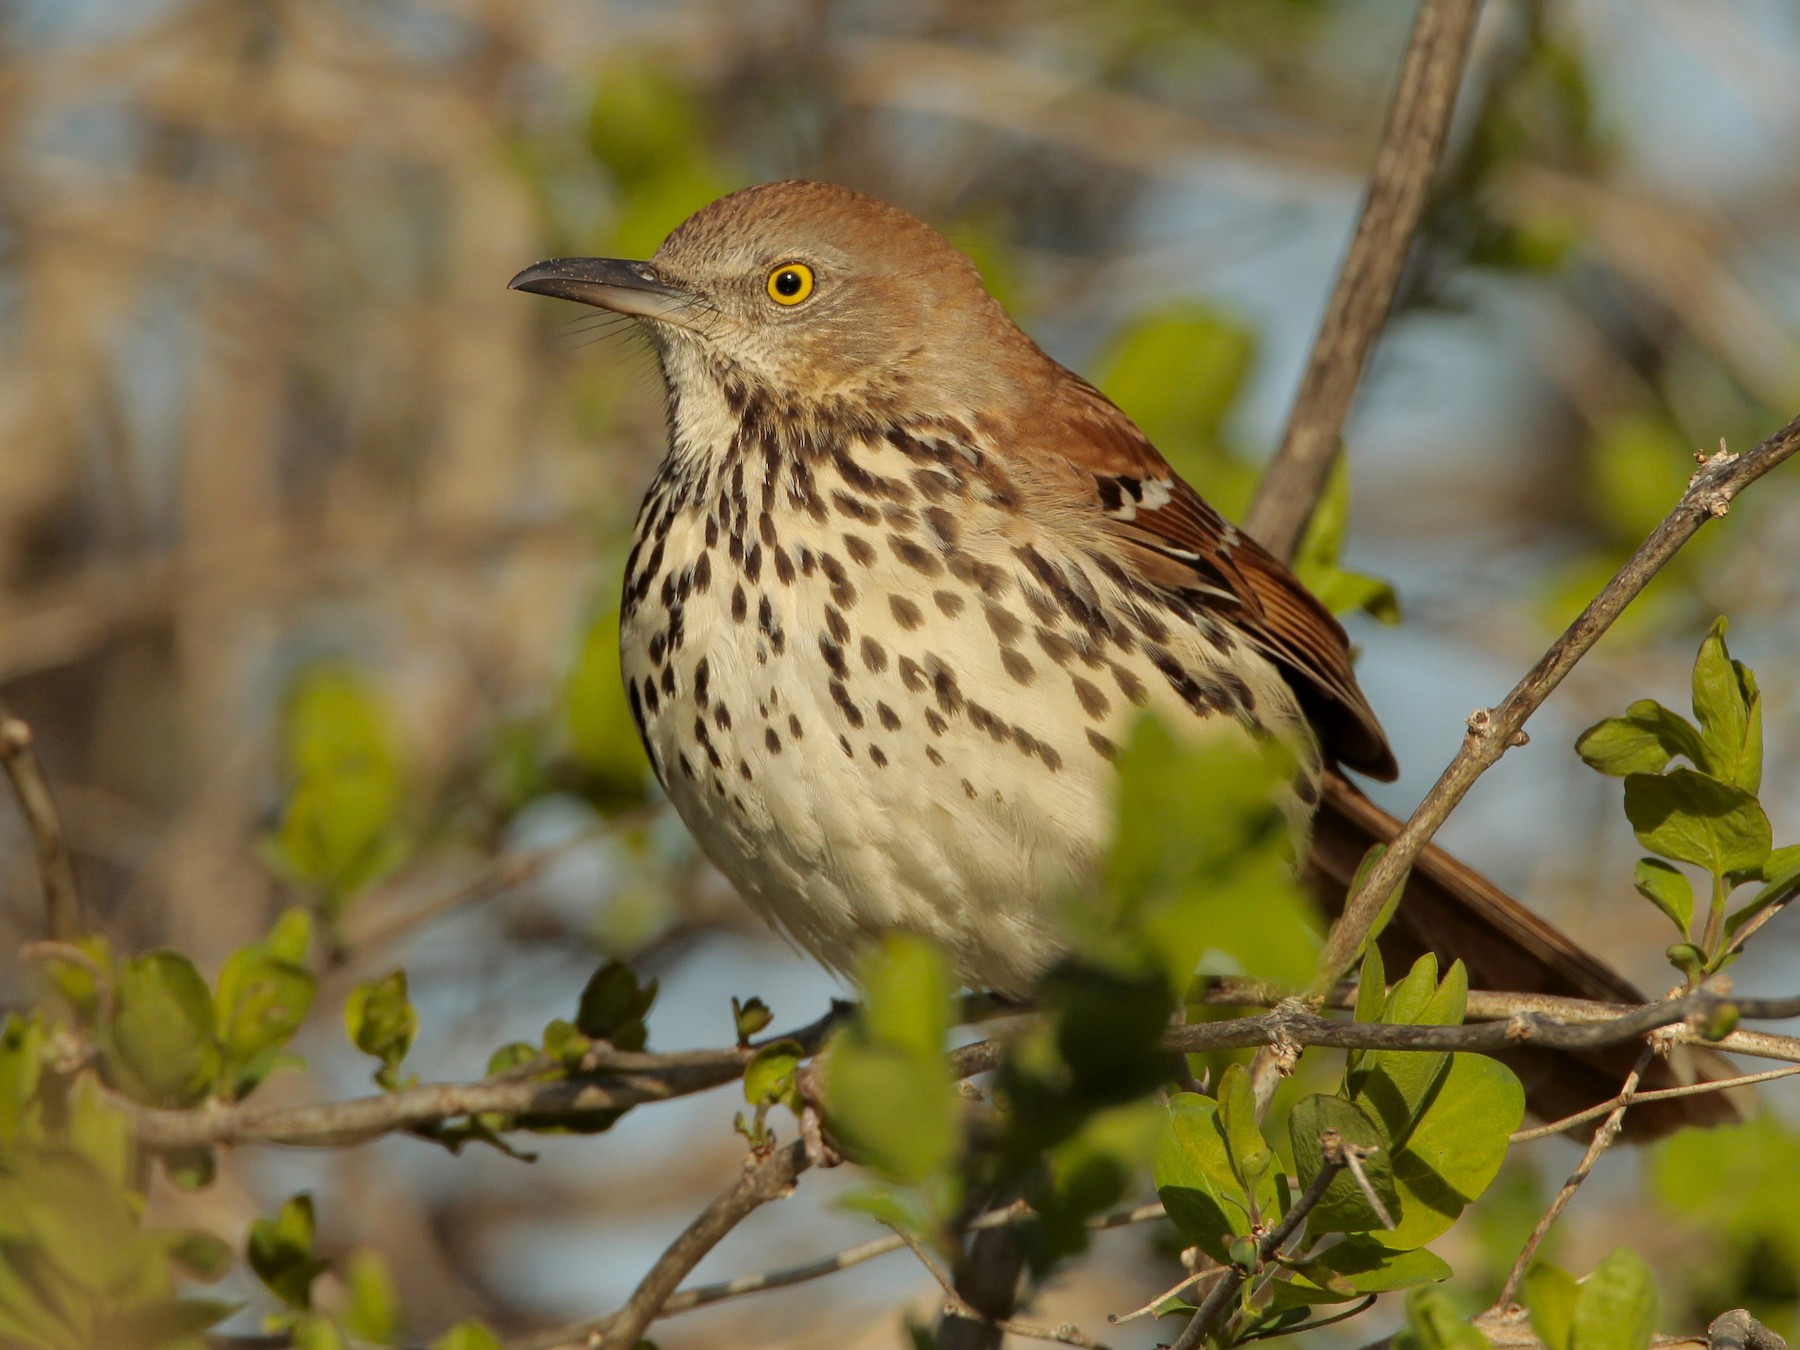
<box><xmin>1312</xmin><ymin>418</ymin><xmax>1800</xmax><ymax>998</ymax></box>
<box><xmin>1171</xmin><ymin>1132</ymin><xmax>1352</xmax><ymax>1350</ymax></box>
<box><xmin>0</xmin><ymin>701</ymin><xmax>85</xmax><ymax>940</ymax></box>
<box><xmin>516</xmin><ymin>1197</ymin><xmax>1166</xmax><ymax>1349</ymax></box>
<box><xmin>1246</xmin><ymin>0</ymin><xmax>1487</xmax><ymax>561</ymax></box>
<box><xmin>1510</xmin><ymin>1064</ymin><xmax>1800</xmax><ymax>1144</ymax></box>
<box><xmin>582</xmin><ymin>1140</ymin><xmax>808</xmax><ymax>1350</ymax></box>
<box><xmin>1494</xmin><ymin>1046</ymin><xmax>1655</xmax><ymax>1310</ymax></box>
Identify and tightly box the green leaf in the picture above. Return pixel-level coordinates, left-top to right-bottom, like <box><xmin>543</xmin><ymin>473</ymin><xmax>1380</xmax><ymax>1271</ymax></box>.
<box><xmin>346</xmin><ymin>970</ymin><xmax>417</xmax><ymax>1091</ymax></box>
<box><xmin>96</xmin><ymin>1298</ymin><xmax>239</xmax><ymax>1349</ymax></box>
<box><xmin>1623</xmin><ymin>769</ymin><xmax>1771</xmax><ymax>876</ymax></box>
<box><xmin>743</xmin><ymin>1040</ymin><xmax>804</xmax><ymax>1112</ymax></box>
<box><xmin>1349</xmin><ymin>956</ymin><xmax>1466</xmax><ymax>1149</ymax></box>
<box><xmin>0</xmin><ymin>1014</ymin><xmax>46</xmax><ymax>1147</ymax></box>
<box><xmin>343</xmin><ymin>1248</ymin><xmax>401</xmax><ymax>1345</ymax></box>
<box><xmin>1277</xmin><ymin>1240</ymin><xmax>1450</xmax><ymax>1304</ymax></box>
<box><xmin>732</xmin><ymin>996</ymin><xmax>773</xmax><ymax>1043</ymax></box>
<box><xmin>273</xmin><ymin>665</ymin><xmax>407</xmax><ymax>905</ymax></box>
<box><xmin>821</xmin><ymin>937</ymin><xmax>957</xmax><ymax>1188</ymax></box>
<box><xmin>1152</xmin><ymin>1092</ymin><xmax>1240</xmax><ymax>1263</ymax></box>
<box><xmin>1378</xmin><ymin>1053</ymin><xmax>1524</xmax><ymax>1250</ymax></box>
<box><xmin>574</xmin><ymin>960</ymin><xmax>657</xmax><ymax>1051</ymax></box>
<box><xmin>214</xmin><ymin>943</ymin><xmax>315</xmax><ymax>1097</ymax></box>
<box><xmin>1575</xmin><ymin>701</ymin><xmax>1705</xmax><ymax>778</ymax></box>
<box><xmin>1289</xmin><ymin>1093</ymin><xmax>1396</xmax><ymax>1236</ymax></box>
<box><xmin>161</xmin><ymin>1229</ymin><xmax>234</xmax><ymax>1282</ymax></box>
<box><xmin>108</xmin><ymin>950</ymin><xmax>221</xmax><ymax>1107</ymax></box>
<box><xmin>1631</xmin><ymin>859</ymin><xmax>1695</xmax><ymax>941</ymax></box>
<box><xmin>1393</xmin><ymin>1287</ymin><xmax>1492</xmax><ymax>1350</ymax></box>
<box><xmin>1725</xmin><ymin>844</ymin><xmax>1800</xmax><ymax>939</ymax></box>
<box><xmin>1573</xmin><ymin>1248</ymin><xmax>1658</xmax><ymax>1350</ymax></box>
<box><xmin>1216</xmin><ymin>1064</ymin><xmax>1273</xmax><ymax>1198</ymax></box>
<box><xmin>248</xmin><ymin>1195</ymin><xmax>326</xmax><ymax>1311</ymax></box>
<box><xmin>1691</xmin><ymin>618</ymin><xmax>1761</xmax><ymax>793</ymax></box>
<box><xmin>1525</xmin><ymin>1263</ymin><xmax>1578</xmax><ymax>1350</ymax></box>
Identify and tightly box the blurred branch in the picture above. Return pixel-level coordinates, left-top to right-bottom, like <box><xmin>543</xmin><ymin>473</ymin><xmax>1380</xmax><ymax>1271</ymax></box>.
<box><xmin>1312</xmin><ymin>415</ymin><xmax>1800</xmax><ymax>997</ymax></box>
<box><xmin>0</xmin><ymin>700</ymin><xmax>85</xmax><ymax>940</ymax></box>
<box><xmin>1247</xmin><ymin>0</ymin><xmax>1487</xmax><ymax>562</ymax></box>
<box><xmin>1510</xmin><ymin>1064</ymin><xmax>1800</xmax><ymax>1144</ymax></box>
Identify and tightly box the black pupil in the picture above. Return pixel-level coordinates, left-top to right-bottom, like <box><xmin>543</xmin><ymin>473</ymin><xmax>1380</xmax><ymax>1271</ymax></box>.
<box><xmin>775</xmin><ymin>269</ymin><xmax>803</xmax><ymax>297</ymax></box>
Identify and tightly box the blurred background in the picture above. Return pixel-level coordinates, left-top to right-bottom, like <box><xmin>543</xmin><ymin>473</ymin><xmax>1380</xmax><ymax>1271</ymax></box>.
<box><xmin>2</xmin><ymin>0</ymin><xmax>1800</xmax><ymax>1345</ymax></box>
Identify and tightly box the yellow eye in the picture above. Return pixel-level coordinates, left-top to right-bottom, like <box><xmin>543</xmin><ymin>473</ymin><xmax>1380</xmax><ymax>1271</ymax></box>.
<box><xmin>766</xmin><ymin>262</ymin><xmax>815</xmax><ymax>305</ymax></box>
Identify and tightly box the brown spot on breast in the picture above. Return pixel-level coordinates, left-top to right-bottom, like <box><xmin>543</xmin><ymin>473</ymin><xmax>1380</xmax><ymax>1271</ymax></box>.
<box><xmin>877</xmin><ymin>701</ymin><xmax>901</xmax><ymax>730</ymax></box>
<box><xmin>844</xmin><ymin>534</ymin><xmax>876</xmax><ymax>566</ymax></box>
<box><xmin>1001</xmin><ymin>648</ymin><xmax>1035</xmax><ymax>684</ymax></box>
<box><xmin>731</xmin><ymin>584</ymin><xmax>747</xmax><ymax>623</ymax></box>
<box><xmin>890</xmin><ymin>595</ymin><xmax>924</xmax><ymax>630</ymax></box>
<box><xmin>1035</xmin><ymin>628</ymin><xmax>1076</xmax><ymax>666</ymax></box>
<box><xmin>869</xmin><ymin>744</ymin><xmax>888</xmax><ymax>767</ymax></box>
<box><xmin>788</xmin><ymin>713</ymin><xmax>804</xmax><ymax>739</ymax></box>
<box><xmin>1072</xmin><ymin>676</ymin><xmax>1109</xmax><ymax>719</ymax></box>
<box><xmin>1110</xmin><ymin>662</ymin><xmax>1149</xmax><ymax>706</ymax></box>
<box><xmin>830</xmin><ymin>679</ymin><xmax>865</xmax><ymax>728</ymax></box>
<box><xmin>889</xmin><ymin>534</ymin><xmax>942</xmax><ymax>576</ymax></box>
<box><xmin>766</xmin><ymin>727</ymin><xmax>782</xmax><ymax>754</ymax></box>
<box><xmin>925</xmin><ymin>506</ymin><xmax>959</xmax><ymax>546</ymax></box>
<box><xmin>933</xmin><ymin>589</ymin><xmax>966</xmax><ymax>618</ymax></box>
<box><xmin>924</xmin><ymin>708</ymin><xmax>947</xmax><ymax>735</ymax></box>
<box><xmin>832</xmin><ymin>491</ymin><xmax>878</xmax><ymax>524</ymax></box>
<box><xmin>899</xmin><ymin>656</ymin><xmax>926</xmax><ymax>693</ymax></box>
<box><xmin>984</xmin><ymin>602</ymin><xmax>1024</xmax><ymax>644</ymax></box>
<box><xmin>774</xmin><ymin>546</ymin><xmax>795</xmax><ymax>585</ymax></box>
<box><xmin>1087</xmin><ymin>729</ymin><xmax>1117</xmax><ymax>760</ymax></box>
<box><xmin>825</xmin><ymin>606</ymin><xmax>850</xmax><ymax>643</ymax></box>
<box><xmin>861</xmin><ymin>637</ymin><xmax>888</xmax><ymax>673</ymax></box>
<box><xmin>926</xmin><ymin>746</ymin><xmax>944</xmax><ymax>766</ymax></box>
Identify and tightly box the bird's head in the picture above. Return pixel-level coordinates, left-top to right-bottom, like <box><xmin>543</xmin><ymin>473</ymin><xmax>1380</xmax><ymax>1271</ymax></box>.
<box><xmin>509</xmin><ymin>180</ymin><xmax>1045</xmax><ymax>415</ymax></box>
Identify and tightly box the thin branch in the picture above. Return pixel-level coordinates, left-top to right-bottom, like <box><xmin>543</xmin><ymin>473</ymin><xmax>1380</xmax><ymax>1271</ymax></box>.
<box><xmin>893</xmin><ymin>1224</ymin><xmax>1110</xmax><ymax>1350</ymax></box>
<box><xmin>0</xmin><ymin>701</ymin><xmax>85</xmax><ymax>941</ymax></box>
<box><xmin>516</xmin><ymin>1197</ymin><xmax>1167</xmax><ymax>1350</ymax></box>
<box><xmin>577</xmin><ymin>1139</ymin><xmax>809</xmax><ymax>1350</ymax></box>
<box><xmin>1171</xmin><ymin>1132</ymin><xmax>1351</xmax><ymax>1350</ymax></box>
<box><xmin>1246</xmin><ymin>0</ymin><xmax>1487</xmax><ymax>561</ymax></box>
<box><xmin>1510</xmin><ymin>1064</ymin><xmax>1800</xmax><ymax>1144</ymax></box>
<box><xmin>1494</xmin><ymin>1045</ymin><xmax>1655</xmax><ymax>1310</ymax></box>
<box><xmin>1312</xmin><ymin>418</ymin><xmax>1800</xmax><ymax>998</ymax></box>
<box><xmin>1708</xmin><ymin>1309</ymin><xmax>1789</xmax><ymax>1350</ymax></box>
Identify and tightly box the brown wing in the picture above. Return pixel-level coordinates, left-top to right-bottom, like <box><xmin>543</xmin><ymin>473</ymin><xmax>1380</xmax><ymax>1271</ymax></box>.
<box><xmin>1040</xmin><ymin>369</ymin><xmax>1397</xmax><ymax>780</ymax></box>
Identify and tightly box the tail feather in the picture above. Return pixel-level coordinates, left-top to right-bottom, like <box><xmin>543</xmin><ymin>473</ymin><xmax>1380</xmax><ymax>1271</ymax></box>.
<box><xmin>1304</xmin><ymin>774</ymin><xmax>1744</xmax><ymax>1140</ymax></box>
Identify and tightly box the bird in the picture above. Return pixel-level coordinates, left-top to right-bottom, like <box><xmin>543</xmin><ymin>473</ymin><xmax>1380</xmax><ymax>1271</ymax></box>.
<box><xmin>510</xmin><ymin>179</ymin><xmax>1735</xmax><ymax>1138</ymax></box>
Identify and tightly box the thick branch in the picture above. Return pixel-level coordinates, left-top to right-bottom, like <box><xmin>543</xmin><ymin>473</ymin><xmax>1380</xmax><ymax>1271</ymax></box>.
<box><xmin>0</xmin><ymin>701</ymin><xmax>84</xmax><ymax>941</ymax></box>
<box><xmin>1246</xmin><ymin>0</ymin><xmax>1486</xmax><ymax>561</ymax></box>
<box><xmin>1312</xmin><ymin>417</ymin><xmax>1800</xmax><ymax>996</ymax></box>
<box><xmin>118</xmin><ymin>985</ymin><xmax>1800</xmax><ymax>1151</ymax></box>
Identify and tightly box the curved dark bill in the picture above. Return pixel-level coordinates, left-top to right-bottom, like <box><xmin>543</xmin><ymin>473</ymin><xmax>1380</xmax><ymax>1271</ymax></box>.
<box><xmin>507</xmin><ymin>257</ymin><xmax>694</xmax><ymax>323</ymax></box>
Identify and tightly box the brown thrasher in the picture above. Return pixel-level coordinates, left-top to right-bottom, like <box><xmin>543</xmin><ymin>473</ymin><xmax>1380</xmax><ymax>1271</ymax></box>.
<box><xmin>511</xmin><ymin>180</ymin><xmax>1733</xmax><ymax>1137</ymax></box>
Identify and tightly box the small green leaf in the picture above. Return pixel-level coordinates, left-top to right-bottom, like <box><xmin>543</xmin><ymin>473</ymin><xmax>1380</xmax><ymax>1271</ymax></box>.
<box><xmin>108</xmin><ymin>950</ymin><xmax>221</xmax><ymax>1107</ymax></box>
<box><xmin>1623</xmin><ymin>769</ymin><xmax>1771</xmax><ymax>876</ymax></box>
<box><xmin>1573</xmin><ymin>1248</ymin><xmax>1658</xmax><ymax>1350</ymax></box>
<box><xmin>743</xmin><ymin>1040</ymin><xmax>804</xmax><ymax>1112</ymax></box>
<box><xmin>248</xmin><ymin>1194</ymin><xmax>327</xmax><ymax>1310</ymax></box>
<box><xmin>1289</xmin><ymin>1093</ymin><xmax>1396</xmax><ymax>1236</ymax></box>
<box><xmin>346</xmin><ymin>970</ymin><xmax>417</xmax><ymax>1091</ymax></box>
<box><xmin>1631</xmin><ymin>859</ymin><xmax>1694</xmax><ymax>941</ymax></box>
<box><xmin>1725</xmin><ymin>844</ymin><xmax>1800</xmax><ymax>939</ymax></box>
<box><xmin>1216</xmin><ymin>1064</ymin><xmax>1273</xmax><ymax>1198</ymax></box>
<box><xmin>732</xmin><ymin>996</ymin><xmax>773</xmax><ymax>1043</ymax></box>
<box><xmin>1349</xmin><ymin>956</ymin><xmax>1465</xmax><ymax>1148</ymax></box>
<box><xmin>1691</xmin><ymin>619</ymin><xmax>1760</xmax><ymax>793</ymax></box>
<box><xmin>574</xmin><ymin>960</ymin><xmax>657</xmax><ymax>1050</ymax></box>
<box><xmin>215</xmin><ymin>943</ymin><xmax>315</xmax><ymax>1097</ymax></box>
<box><xmin>1525</xmin><ymin>1264</ymin><xmax>1578</xmax><ymax>1350</ymax></box>
<box><xmin>1575</xmin><ymin>701</ymin><xmax>1706</xmax><ymax>777</ymax></box>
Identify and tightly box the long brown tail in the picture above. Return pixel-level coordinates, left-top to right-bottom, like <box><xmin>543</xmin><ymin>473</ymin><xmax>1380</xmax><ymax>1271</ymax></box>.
<box><xmin>1304</xmin><ymin>774</ymin><xmax>1743</xmax><ymax>1140</ymax></box>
